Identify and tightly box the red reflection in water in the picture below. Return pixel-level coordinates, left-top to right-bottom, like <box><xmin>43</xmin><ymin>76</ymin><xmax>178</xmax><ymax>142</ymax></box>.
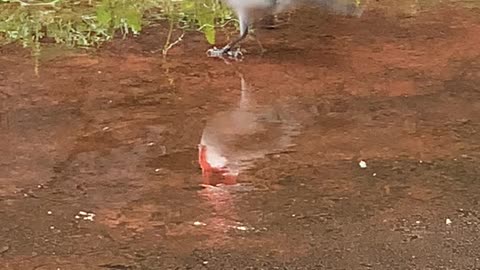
<box><xmin>197</xmin><ymin>144</ymin><xmax>240</xmax><ymax>246</ymax></box>
<box><xmin>198</xmin><ymin>144</ymin><xmax>238</xmax><ymax>186</ymax></box>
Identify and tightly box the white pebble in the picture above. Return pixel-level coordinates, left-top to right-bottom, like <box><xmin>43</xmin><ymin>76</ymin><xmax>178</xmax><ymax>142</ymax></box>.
<box><xmin>359</xmin><ymin>160</ymin><xmax>367</xmax><ymax>168</ymax></box>
<box><xmin>235</xmin><ymin>226</ymin><xmax>248</xmax><ymax>231</ymax></box>
<box><xmin>76</xmin><ymin>211</ymin><xmax>95</xmax><ymax>221</ymax></box>
<box><xmin>47</xmin><ymin>211</ymin><xmax>52</xmax><ymax>215</ymax></box>
<box><xmin>446</xmin><ymin>218</ymin><xmax>452</xmax><ymax>225</ymax></box>
<box><xmin>83</xmin><ymin>216</ymin><xmax>94</xmax><ymax>221</ymax></box>
<box><xmin>193</xmin><ymin>221</ymin><xmax>206</xmax><ymax>226</ymax></box>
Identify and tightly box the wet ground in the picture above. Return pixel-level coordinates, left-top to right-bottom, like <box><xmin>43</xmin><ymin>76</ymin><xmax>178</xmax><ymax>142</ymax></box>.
<box><xmin>1</xmin><ymin>0</ymin><xmax>480</xmax><ymax>269</ymax></box>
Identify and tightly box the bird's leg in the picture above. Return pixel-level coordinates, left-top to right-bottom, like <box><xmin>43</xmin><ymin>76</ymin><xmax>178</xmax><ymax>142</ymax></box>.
<box><xmin>248</xmin><ymin>29</ymin><xmax>267</xmax><ymax>55</ymax></box>
<box><xmin>206</xmin><ymin>26</ymin><xmax>248</xmax><ymax>59</ymax></box>
<box><xmin>207</xmin><ymin>11</ymin><xmax>249</xmax><ymax>60</ymax></box>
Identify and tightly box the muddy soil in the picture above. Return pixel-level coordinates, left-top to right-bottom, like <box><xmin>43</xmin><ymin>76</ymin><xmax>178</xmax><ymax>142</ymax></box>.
<box><xmin>1</xmin><ymin>1</ymin><xmax>480</xmax><ymax>269</ymax></box>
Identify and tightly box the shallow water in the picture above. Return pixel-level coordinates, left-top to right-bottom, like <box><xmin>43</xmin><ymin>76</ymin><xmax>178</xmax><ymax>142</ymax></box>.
<box><xmin>1</xmin><ymin>0</ymin><xmax>480</xmax><ymax>269</ymax></box>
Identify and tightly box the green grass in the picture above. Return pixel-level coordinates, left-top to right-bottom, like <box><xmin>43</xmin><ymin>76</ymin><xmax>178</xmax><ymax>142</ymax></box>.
<box><xmin>0</xmin><ymin>0</ymin><xmax>235</xmax><ymax>50</ymax></box>
<box><xmin>0</xmin><ymin>0</ymin><xmax>236</xmax><ymax>74</ymax></box>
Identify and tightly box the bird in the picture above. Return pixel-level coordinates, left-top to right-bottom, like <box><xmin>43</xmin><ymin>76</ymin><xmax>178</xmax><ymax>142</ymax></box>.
<box><xmin>206</xmin><ymin>0</ymin><xmax>365</xmax><ymax>59</ymax></box>
<box><xmin>206</xmin><ymin>0</ymin><xmax>294</xmax><ymax>59</ymax></box>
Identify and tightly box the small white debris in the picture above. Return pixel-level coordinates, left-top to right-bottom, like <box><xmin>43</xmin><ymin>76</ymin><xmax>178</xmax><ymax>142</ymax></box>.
<box><xmin>372</xmin><ymin>173</ymin><xmax>377</xmax><ymax>176</ymax></box>
<box><xmin>419</xmin><ymin>160</ymin><xmax>423</xmax><ymax>163</ymax></box>
<box><xmin>76</xmin><ymin>211</ymin><xmax>95</xmax><ymax>222</ymax></box>
<box><xmin>415</xmin><ymin>220</ymin><xmax>420</xmax><ymax>224</ymax></box>
<box><xmin>83</xmin><ymin>215</ymin><xmax>95</xmax><ymax>221</ymax></box>
<box><xmin>47</xmin><ymin>211</ymin><xmax>52</xmax><ymax>215</ymax></box>
<box><xmin>97</xmin><ymin>71</ymin><xmax>102</xmax><ymax>74</ymax></box>
<box><xmin>202</xmin><ymin>261</ymin><xmax>208</xmax><ymax>265</ymax></box>
<box><xmin>292</xmin><ymin>214</ymin><xmax>296</xmax><ymax>217</ymax></box>
<box><xmin>154</xmin><ymin>168</ymin><xmax>161</xmax><ymax>172</ymax></box>
<box><xmin>50</xmin><ymin>226</ymin><xmax>55</xmax><ymax>230</ymax></box>
<box><xmin>446</xmin><ymin>218</ymin><xmax>452</xmax><ymax>225</ymax></box>
<box><xmin>147</xmin><ymin>142</ymin><xmax>155</xmax><ymax>146</ymax></box>
<box><xmin>23</xmin><ymin>193</ymin><xmax>28</xmax><ymax>197</ymax></box>
<box><xmin>193</xmin><ymin>221</ymin><xmax>207</xmax><ymax>226</ymax></box>
<box><xmin>359</xmin><ymin>160</ymin><xmax>367</xmax><ymax>169</ymax></box>
<box><xmin>234</xmin><ymin>226</ymin><xmax>248</xmax><ymax>231</ymax></box>
<box><xmin>102</xmin><ymin>127</ymin><xmax>110</xmax><ymax>131</ymax></box>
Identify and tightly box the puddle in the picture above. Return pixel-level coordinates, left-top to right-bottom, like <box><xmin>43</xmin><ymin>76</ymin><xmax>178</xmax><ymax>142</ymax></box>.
<box><xmin>1</xmin><ymin>0</ymin><xmax>480</xmax><ymax>269</ymax></box>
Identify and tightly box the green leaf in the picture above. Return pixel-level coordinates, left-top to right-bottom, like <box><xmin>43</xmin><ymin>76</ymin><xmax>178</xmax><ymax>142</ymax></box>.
<box><xmin>203</xmin><ymin>25</ymin><xmax>215</xmax><ymax>44</ymax></box>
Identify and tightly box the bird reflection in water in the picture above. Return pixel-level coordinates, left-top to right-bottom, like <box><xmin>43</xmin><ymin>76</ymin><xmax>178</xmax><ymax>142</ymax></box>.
<box><xmin>198</xmin><ymin>74</ymin><xmax>301</xmax><ymax>187</ymax></box>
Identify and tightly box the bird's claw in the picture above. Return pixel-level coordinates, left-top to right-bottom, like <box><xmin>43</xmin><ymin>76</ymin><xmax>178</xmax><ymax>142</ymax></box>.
<box><xmin>206</xmin><ymin>47</ymin><xmax>244</xmax><ymax>61</ymax></box>
<box><xmin>226</xmin><ymin>48</ymin><xmax>244</xmax><ymax>60</ymax></box>
<box><xmin>206</xmin><ymin>47</ymin><xmax>224</xmax><ymax>58</ymax></box>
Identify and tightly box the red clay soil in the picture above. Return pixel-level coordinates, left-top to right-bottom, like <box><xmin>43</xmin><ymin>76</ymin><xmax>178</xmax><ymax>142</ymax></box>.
<box><xmin>1</xmin><ymin>1</ymin><xmax>480</xmax><ymax>269</ymax></box>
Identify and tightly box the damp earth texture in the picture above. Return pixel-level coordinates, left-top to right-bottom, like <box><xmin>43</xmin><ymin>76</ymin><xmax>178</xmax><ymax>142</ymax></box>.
<box><xmin>1</xmin><ymin>0</ymin><xmax>480</xmax><ymax>269</ymax></box>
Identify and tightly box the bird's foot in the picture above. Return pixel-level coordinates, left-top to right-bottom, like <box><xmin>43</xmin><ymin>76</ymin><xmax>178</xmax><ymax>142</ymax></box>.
<box><xmin>226</xmin><ymin>48</ymin><xmax>244</xmax><ymax>60</ymax></box>
<box><xmin>205</xmin><ymin>46</ymin><xmax>224</xmax><ymax>58</ymax></box>
<box><xmin>206</xmin><ymin>47</ymin><xmax>244</xmax><ymax>61</ymax></box>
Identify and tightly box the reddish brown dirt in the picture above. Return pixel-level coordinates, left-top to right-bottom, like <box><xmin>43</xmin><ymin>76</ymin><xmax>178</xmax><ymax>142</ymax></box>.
<box><xmin>1</xmin><ymin>1</ymin><xmax>480</xmax><ymax>269</ymax></box>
